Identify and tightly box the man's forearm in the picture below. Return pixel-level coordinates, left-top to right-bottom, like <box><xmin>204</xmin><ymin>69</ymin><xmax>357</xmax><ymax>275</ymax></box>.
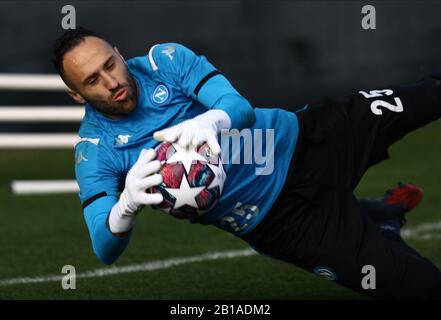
<box><xmin>212</xmin><ymin>93</ymin><xmax>256</xmax><ymax>130</ymax></box>
<box><xmin>197</xmin><ymin>74</ymin><xmax>256</xmax><ymax>130</ymax></box>
<box><xmin>83</xmin><ymin>196</ymin><xmax>132</xmax><ymax>265</ymax></box>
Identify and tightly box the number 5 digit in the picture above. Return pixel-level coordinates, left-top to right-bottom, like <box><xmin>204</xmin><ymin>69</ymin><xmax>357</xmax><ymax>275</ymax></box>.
<box><xmin>359</xmin><ymin>89</ymin><xmax>394</xmax><ymax>98</ymax></box>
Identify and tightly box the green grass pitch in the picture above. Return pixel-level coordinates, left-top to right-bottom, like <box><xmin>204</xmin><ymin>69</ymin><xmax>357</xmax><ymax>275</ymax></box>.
<box><xmin>0</xmin><ymin>120</ymin><xmax>440</xmax><ymax>299</ymax></box>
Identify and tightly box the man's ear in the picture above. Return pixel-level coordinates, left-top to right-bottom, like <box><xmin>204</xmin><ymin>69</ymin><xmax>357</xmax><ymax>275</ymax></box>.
<box><xmin>114</xmin><ymin>47</ymin><xmax>127</xmax><ymax>65</ymax></box>
<box><xmin>67</xmin><ymin>88</ymin><xmax>86</xmax><ymax>104</ymax></box>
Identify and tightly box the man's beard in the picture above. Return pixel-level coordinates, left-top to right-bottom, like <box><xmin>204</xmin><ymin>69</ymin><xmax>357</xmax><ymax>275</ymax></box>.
<box><xmin>85</xmin><ymin>72</ymin><xmax>138</xmax><ymax>119</ymax></box>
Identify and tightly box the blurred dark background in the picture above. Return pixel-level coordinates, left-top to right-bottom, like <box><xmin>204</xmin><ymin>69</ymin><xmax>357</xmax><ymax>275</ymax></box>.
<box><xmin>1</xmin><ymin>0</ymin><xmax>441</xmax><ymax>132</ymax></box>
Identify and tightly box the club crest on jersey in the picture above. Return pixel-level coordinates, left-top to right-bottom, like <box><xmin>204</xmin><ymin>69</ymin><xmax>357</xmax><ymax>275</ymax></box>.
<box><xmin>152</xmin><ymin>84</ymin><xmax>169</xmax><ymax>104</ymax></box>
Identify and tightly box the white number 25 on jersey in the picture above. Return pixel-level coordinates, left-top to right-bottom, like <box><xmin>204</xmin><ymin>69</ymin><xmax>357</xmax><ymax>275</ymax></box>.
<box><xmin>358</xmin><ymin>89</ymin><xmax>404</xmax><ymax>115</ymax></box>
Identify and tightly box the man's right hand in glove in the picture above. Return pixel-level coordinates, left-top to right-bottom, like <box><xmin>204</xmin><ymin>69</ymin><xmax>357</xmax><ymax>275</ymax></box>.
<box><xmin>108</xmin><ymin>148</ymin><xmax>163</xmax><ymax>235</ymax></box>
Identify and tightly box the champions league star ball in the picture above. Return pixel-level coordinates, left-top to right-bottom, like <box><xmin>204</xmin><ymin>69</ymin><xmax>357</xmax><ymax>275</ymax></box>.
<box><xmin>149</xmin><ymin>142</ymin><xmax>226</xmax><ymax>219</ymax></box>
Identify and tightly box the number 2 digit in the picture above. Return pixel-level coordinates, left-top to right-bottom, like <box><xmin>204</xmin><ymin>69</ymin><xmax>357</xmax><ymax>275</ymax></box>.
<box><xmin>370</xmin><ymin>97</ymin><xmax>403</xmax><ymax>115</ymax></box>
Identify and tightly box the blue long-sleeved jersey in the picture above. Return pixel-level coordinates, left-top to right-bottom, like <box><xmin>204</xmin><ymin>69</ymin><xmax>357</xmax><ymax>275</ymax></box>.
<box><xmin>74</xmin><ymin>43</ymin><xmax>299</xmax><ymax>264</ymax></box>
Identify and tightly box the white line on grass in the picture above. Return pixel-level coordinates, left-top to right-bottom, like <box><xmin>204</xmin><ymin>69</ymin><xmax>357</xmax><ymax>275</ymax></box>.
<box><xmin>0</xmin><ymin>220</ymin><xmax>440</xmax><ymax>287</ymax></box>
<box><xmin>0</xmin><ymin>249</ymin><xmax>257</xmax><ymax>287</ymax></box>
<box><xmin>402</xmin><ymin>220</ymin><xmax>441</xmax><ymax>240</ymax></box>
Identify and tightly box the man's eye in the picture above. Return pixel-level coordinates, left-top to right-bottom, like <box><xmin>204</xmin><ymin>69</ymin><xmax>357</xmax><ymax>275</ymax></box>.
<box><xmin>88</xmin><ymin>78</ymin><xmax>98</xmax><ymax>85</ymax></box>
<box><xmin>106</xmin><ymin>63</ymin><xmax>115</xmax><ymax>70</ymax></box>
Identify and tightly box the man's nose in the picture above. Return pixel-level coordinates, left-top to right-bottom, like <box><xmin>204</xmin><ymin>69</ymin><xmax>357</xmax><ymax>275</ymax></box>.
<box><xmin>102</xmin><ymin>72</ymin><xmax>118</xmax><ymax>90</ymax></box>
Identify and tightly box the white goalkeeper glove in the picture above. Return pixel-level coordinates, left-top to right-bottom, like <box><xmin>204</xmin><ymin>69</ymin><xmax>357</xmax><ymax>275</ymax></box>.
<box><xmin>108</xmin><ymin>148</ymin><xmax>163</xmax><ymax>234</ymax></box>
<box><xmin>153</xmin><ymin>109</ymin><xmax>231</xmax><ymax>155</ymax></box>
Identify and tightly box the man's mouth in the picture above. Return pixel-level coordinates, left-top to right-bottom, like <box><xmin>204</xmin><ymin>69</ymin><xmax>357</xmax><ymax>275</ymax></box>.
<box><xmin>114</xmin><ymin>87</ymin><xmax>128</xmax><ymax>102</ymax></box>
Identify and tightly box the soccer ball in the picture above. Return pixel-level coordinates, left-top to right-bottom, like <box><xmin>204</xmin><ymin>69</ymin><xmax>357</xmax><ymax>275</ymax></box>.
<box><xmin>149</xmin><ymin>142</ymin><xmax>226</xmax><ymax>219</ymax></box>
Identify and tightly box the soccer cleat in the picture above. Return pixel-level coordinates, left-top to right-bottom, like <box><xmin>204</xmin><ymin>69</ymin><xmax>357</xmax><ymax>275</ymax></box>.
<box><xmin>383</xmin><ymin>182</ymin><xmax>424</xmax><ymax>226</ymax></box>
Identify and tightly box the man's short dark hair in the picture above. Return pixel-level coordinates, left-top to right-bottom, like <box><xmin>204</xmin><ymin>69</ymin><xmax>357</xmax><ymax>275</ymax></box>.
<box><xmin>51</xmin><ymin>27</ymin><xmax>104</xmax><ymax>81</ymax></box>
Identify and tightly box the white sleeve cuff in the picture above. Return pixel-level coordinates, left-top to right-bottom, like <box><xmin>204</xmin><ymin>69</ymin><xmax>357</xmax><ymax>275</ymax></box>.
<box><xmin>108</xmin><ymin>202</ymin><xmax>136</xmax><ymax>234</ymax></box>
<box><xmin>198</xmin><ymin>109</ymin><xmax>231</xmax><ymax>131</ymax></box>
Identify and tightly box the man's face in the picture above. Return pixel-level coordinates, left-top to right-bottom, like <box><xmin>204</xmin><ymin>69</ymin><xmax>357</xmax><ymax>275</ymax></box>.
<box><xmin>63</xmin><ymin>36</ymin><xmax>138</xmax><ymax>119</ymax></box>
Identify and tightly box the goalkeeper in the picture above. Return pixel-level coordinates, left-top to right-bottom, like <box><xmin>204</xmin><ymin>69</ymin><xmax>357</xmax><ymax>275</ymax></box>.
<box><xmin>52</xmin><ymin>27</ymin><xmax>441</xmax><ymax>299</ymax></box>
